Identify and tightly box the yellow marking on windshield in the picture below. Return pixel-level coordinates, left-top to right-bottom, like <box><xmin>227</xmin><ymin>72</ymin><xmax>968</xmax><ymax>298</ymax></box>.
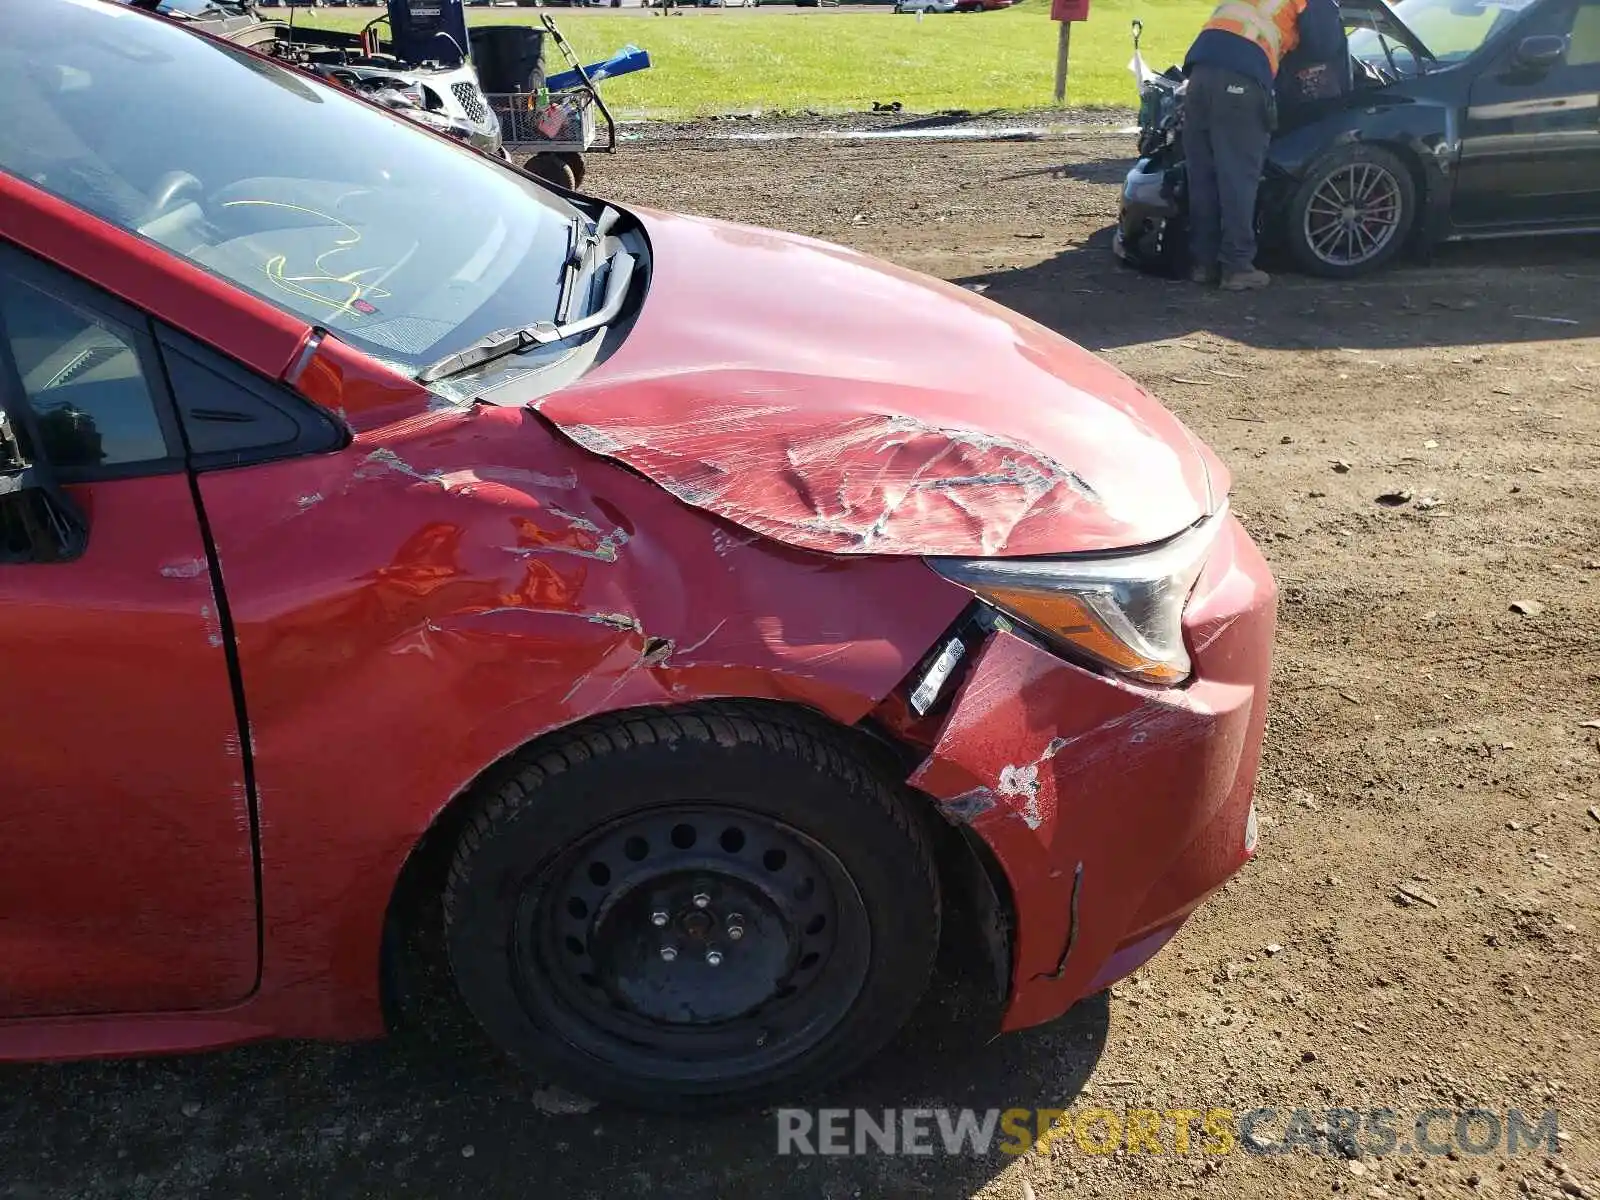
<box><xmin>221</xmin><ymin>199</ymin><xmax>394</xmax><ymax>319</ymax></box>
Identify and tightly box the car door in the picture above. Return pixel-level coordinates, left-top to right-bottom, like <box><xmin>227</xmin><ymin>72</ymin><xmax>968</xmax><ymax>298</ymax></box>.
<box><xmin>1454</xmin><ymin>0</ymin><xmax>1600</xmax><ymax>227</ymax></box>
<box><xmin>0</xmin><ymin>245</ymin><xmax>260</xmax><ymax>1018</ymax></box>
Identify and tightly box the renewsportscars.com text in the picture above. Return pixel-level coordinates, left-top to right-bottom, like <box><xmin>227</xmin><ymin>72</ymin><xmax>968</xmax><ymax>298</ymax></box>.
<box><xmin>775</xmin><ymin>1107</ymin><xmax>1564</xmax><ymax>1158</ymax></box>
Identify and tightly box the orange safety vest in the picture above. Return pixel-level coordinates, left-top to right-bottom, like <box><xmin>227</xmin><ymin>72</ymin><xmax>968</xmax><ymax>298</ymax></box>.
<box><xmin>1201</xmin><ymin>0</ymin><xmax>1307</xmax><ymax>77</ymax></box>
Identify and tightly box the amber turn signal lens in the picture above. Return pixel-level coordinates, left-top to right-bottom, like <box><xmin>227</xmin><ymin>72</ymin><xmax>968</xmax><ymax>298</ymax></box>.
<box><xmin>928</xmin><ymin>507</ymin><xmax>1228</xmax><ymax>687</ymax></box>
<box><xmin>979</xmin><ymin>584</ymin><xmax>1189</xmax><ymax>684</ymax></box>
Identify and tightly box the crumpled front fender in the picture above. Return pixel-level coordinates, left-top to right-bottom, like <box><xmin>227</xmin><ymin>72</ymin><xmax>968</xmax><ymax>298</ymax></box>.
<box><xmin>906</xmin><ymin>516</ymin><xmax>1276</xmax><ymax>1030</ymax></box>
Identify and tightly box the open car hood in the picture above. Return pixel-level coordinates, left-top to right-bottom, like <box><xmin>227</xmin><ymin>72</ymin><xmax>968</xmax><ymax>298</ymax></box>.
<box><xmin>533</xmin><ymin>210</ymin><xmax>1224</xmax><ymax>559</ymax></box>
<box><xmin>1339</xmin><ymin>0</ymin><xmax>1435</xmax><ymax>63</ymax></box>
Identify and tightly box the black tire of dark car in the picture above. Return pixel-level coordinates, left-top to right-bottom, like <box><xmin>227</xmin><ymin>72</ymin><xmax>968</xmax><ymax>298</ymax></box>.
<box><xmin>1284</xmin><ymin>143</ymin><xmax>1417</xmax><ymax>279</ymax></box>
<box><xmin>443</xmin><ymin>703</ymin><xmax>942</xmax><ymax>1110</ymax></box>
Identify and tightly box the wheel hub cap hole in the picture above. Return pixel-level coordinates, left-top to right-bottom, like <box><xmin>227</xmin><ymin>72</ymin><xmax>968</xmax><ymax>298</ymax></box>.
<box><xmin>682</xmin><ymin>910</ymin><xmax>712</xmax><ymax>937</ymax></box>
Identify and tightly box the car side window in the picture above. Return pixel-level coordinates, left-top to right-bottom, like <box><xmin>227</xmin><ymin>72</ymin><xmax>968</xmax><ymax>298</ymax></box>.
<box><xmin>1569</xmin><ymin>0</ymin><xmax>1600</xmax><ymax>63</ymax></box>
<box><xmin>157</xmin><ymin>329</ymin><xmax>347</xmax><ymax>471</ymax></box>
<box><xmin>0</xmin><ymin>270</ymin><xmax>174</xmax><ymax>474</ymax></box>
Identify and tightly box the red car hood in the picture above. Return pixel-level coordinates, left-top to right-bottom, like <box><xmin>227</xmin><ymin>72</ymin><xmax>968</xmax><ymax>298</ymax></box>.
<box><xmin>536</xmin><ymin>210</ymin><xmax>1224</xmax><ymax>558</ymax></box>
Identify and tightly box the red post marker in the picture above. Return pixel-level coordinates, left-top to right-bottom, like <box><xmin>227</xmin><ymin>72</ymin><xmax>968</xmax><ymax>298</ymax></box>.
<box><xmin>1051</xmin><ymin>0</ymin><xmax>1091</xmax><ymax>104</ymax></box>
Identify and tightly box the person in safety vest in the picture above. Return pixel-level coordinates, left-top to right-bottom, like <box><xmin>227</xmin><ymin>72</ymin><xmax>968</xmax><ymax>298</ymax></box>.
<box><xmin>1182</xmin><ymin>0</ymin><xmax>1346</xmax><ymax>289</ymax></box>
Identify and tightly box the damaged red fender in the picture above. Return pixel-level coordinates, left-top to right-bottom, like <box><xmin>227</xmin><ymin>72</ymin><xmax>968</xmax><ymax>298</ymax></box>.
<box><xmin>907</xmin><ymin>515</ymin><xmax>1276</xmax><ymax>1030</ymax></box>
<box><xmin>188</xmin><ymin>342</ymin><xmax>971</xmax><ymax>1036</ymax></box>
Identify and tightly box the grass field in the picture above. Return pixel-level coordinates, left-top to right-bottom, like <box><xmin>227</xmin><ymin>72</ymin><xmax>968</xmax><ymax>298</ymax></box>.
<box><xmin>306</xmin><ymin>0</ymin><xmax>1210</xmax><ymax>117</ymax></box>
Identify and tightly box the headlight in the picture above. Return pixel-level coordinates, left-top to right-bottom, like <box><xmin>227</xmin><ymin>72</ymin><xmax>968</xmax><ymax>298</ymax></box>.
<box><xmin>927</xmin><ymin>506</ymin><xmax>1227</xmax><ymax>686</ymax></box>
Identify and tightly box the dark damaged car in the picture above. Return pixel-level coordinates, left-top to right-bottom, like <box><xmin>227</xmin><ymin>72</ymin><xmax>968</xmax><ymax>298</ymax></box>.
<box><xmin>0</xmin><ymin>0</ymin><xmax>1275</xmax><ymax>1108</ymax></box>
<box><xmin>1116</xmin><ymin>0</ymin><xmax>1600</xmax><ymax>277</ymax></box>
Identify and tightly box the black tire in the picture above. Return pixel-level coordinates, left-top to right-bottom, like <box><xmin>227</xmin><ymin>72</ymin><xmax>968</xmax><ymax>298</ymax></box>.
<box><xmin>524</xmin><ymin>152</ymin><xmax>578</xmax><ymax>190</ymax></box>
<box><xmin>562</xmin><ymin>151</ymin><xmax>587</xmax><ymax>189</ymax></box>
<box><xmin>443</xmin><ymin>703</ymin><xmax>942</xmax><ymax>1111</ymax></box>
<box><xmin>1284</xmin><ymin>143</ymin><xmax>1416</xmax><ymax>280</ymax></box>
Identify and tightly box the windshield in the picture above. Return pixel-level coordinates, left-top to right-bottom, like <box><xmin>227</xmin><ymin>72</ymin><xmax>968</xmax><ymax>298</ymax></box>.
<box><xmin>1348</xmin><ymin>0</ymin><xmax>1534</xmax><ymax>65</ymax></box>
<box><xmin>2</xmin><ymin>0</ymin><xmax>582</xmax><ymax>377</ymax></box>
<box><xmin>149</xmin><ymin>0</ymin><xmax>249</xmax><ymax>15</ymax></box>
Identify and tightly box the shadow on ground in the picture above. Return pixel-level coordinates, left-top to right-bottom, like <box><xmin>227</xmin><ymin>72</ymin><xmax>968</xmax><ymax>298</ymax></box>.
<box><xmin>0</xmin><ymin>971</ymin><xmax>1109</xmax><ymax>1200</ymax></box>
<box><xmin>959</xmin><ymin>227</ymin><xmax>1600</xmax><ymax>353</ymax></box>
<box><xmin>995</xmin><ymin>159</ymin><xmax>1133</xmax><ymax>186</ymax></box>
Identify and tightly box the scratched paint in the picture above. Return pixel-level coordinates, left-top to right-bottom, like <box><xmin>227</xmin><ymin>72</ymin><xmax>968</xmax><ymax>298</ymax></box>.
<box><xmin>995</xmin><ymin>702</ymin><xmax>1209</xmax><ymax>825</ymax></box>
<box><xmin>178</xmin><ymin>383</ymin><xmax>972</xmax><ymax>1039</ymax></box>
<box><xmin>995</xmin><ymin>762</ymin><xmax>1043</xmax><ymax>828</ymax></box>
<box><xmin>532</xmin><ymin>210</ymin><xmax>1222</xmax><ymax>559</ymax></box>
<box><xmin>939</xmin><ymin>786</ymin><xmax>999</xmax><ymax>824</ymax></box>
<box><xmin>159</xmin><ymin>557</ymin><xmax>208</xmax><ymax>579</ymax></box>
<box><xmin>502</xmin><ymin>504</ymin><xmax>631</xmax><ymax>563</ymax></box>
<box><xmin>199</xmin><ymin>602</ymin><xmax>224</xmax><ymax>649</ymax></box>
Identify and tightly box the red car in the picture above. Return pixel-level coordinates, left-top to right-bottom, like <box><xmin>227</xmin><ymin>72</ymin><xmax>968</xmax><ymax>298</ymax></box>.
<box><xmin>0</xmin><ymin>0</ymin><xmax>1275</xmax><ymax>1109</ymax></box>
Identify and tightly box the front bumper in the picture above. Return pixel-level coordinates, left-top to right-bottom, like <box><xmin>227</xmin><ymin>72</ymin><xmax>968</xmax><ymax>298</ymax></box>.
<box><xmin>1114</xmin><ymin>156</ymin><xmax>1187</xmax><ymax>277</ymax></box>
<box><xmin>908</xmin><ymin>515</ymin><xmax>1276</xmax><ymax>1031</ymax></box>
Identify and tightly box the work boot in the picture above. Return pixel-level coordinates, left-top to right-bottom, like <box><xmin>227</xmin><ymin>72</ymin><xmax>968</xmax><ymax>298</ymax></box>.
<box><xmin>1189</xmin><ymin>263</ymin><xmax>1219</xmax><ymax>286</ymax></box>
<box><xmin>1220</xmin><ymin>268</ymin><xmax>1271</xmax><ymax>291</ymax></box>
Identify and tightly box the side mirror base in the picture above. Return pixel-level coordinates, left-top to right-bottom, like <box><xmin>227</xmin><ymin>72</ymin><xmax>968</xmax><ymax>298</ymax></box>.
<box><xmin>0</xmin><ymin>414</ymin><xmax>89</xmax><ymax>565</ymax></box>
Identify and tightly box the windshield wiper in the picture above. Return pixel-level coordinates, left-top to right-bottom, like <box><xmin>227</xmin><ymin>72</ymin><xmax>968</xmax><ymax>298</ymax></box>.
<box><xmin>556</xmin><ymin>206</ymin><xmax>622</xmax><ymax>324</ymax></box>
<box><xmin>417</xmin><ymin>246</ymin><xmax>637</xmax><ymax>384</ymax></box>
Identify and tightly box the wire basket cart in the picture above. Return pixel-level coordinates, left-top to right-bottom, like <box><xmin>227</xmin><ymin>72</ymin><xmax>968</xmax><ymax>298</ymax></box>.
<box><xmin>485</xmin><ymin>15</ymin><xmax>617</xmax><ymax>190</ymax></box>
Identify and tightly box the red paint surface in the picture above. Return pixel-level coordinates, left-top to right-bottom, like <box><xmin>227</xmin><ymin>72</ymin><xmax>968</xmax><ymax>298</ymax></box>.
<box><xmin>539</xmin><ymin>211</ymin><xmax>1222</xmax><ymax>559</ymax></box>
<box><xmin>0</xmin><ymin>111</ymin><xmax>1273</xmax><ymax>1057</ymax></box>
<box><xmin>908</xmin><ymin>515</ymin><xmax>1277</xmax><ymax>1029</ymax></box>
<box><xmin>0</xmin><ymin>477</ymin><xmax>257</xmax><ymax>1018</ymax></box>
<box><xmin>292</xmin><ymin>335</ymin><xmax>435</xmax><ymax>434</ymax></box>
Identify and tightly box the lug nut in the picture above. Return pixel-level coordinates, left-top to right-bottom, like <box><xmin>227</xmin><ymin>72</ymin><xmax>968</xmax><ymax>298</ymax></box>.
<box><xmin>659</xmin><ymin>945</ymin><xmax>678</xmax><ymax>962</ymax></box>
<box><xmin>650</xmin><ymin>911</ymin><xmax>669</xmax><ymax>927</ymax></box>
<box><xmin>705</xmin><ymin>950</ymin><xmax>724</xmax><ymax>966</ymax></box>
<box><xmin>727</xmin><ymin>914</ymin><xmax>745</xmax><ymax>941</ymax></box>
<box><xmin>692</xmin><ymin>893</ymin><xmax>711</xmax><ymax>909</ymax></box>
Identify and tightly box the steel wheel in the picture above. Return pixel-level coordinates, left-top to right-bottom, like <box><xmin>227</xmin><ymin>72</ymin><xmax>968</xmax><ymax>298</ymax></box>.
<box><xmin>1302</xmin><ymin>160</ymin><xmax>1403</xmax><ymax>269</ymax></box>
<box><xmin>516</xmin><ymin>804</ymin><xmax>872</xmax><ymax>1080</ymax></box>
<box><xmin>444</xmin><ymin>705</ymin><xmax>941</xmax><ymax>1110</ymax></box>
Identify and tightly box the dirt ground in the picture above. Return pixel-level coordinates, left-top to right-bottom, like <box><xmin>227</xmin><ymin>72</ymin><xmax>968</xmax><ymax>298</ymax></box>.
<box><xmin>2</xmin><ymin>131</ymin><xmax>1597</xmax><ymax>1200</ymax></box>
